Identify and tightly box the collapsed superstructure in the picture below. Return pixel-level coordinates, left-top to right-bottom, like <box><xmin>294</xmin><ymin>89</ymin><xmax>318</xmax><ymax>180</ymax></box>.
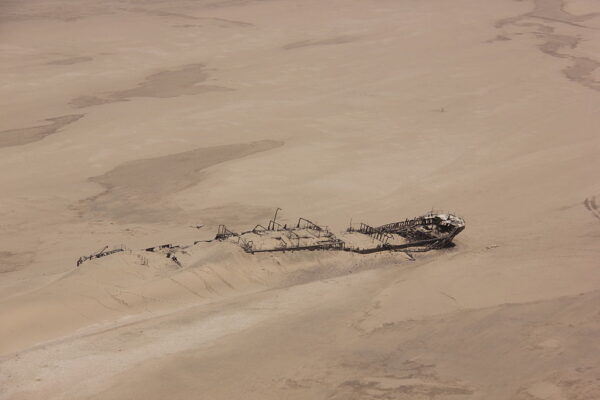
<box><xmin>217</xmin><ymin>211</ymin><xmax>465</xmax><ymax>254</ymax></box>
<box><xmin>76</xmin><ymin>211</ymin><xmax>465</xmax><ymax>266</ymax></box>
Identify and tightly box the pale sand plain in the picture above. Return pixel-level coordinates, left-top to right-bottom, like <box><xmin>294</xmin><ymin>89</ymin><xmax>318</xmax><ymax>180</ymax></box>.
<box><xmin>0</xmin><ymin>0</ymin><xmax>599</xmax><ymax>398</ymax></box>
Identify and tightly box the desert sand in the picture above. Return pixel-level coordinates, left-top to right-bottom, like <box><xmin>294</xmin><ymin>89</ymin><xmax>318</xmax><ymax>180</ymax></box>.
<box><xmin>0</xmin><ymin>0</ymin><xmax>599</xmax><ymax>398</ymax></box>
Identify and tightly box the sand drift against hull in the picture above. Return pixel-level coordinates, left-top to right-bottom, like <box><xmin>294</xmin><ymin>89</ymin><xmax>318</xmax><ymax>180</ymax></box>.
<box><xmin>76</xmin><ymin>211</ymin><xmax>465</xmax><ymax>267</ymax></box>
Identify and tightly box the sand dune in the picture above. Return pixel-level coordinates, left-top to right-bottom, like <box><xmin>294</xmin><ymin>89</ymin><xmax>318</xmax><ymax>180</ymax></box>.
<box><xmin>0</xmin><ymin>242</ymin><xmax>410</xmax><ymax>354</ymax></box>
<box><xmin>0</xmin><ymin>0</ymin><xmax>599</xmax><ymax>398</ymax></box>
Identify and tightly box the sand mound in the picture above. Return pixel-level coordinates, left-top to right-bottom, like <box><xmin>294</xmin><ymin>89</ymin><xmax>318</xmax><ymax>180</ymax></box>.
<box><xmin>0</xmin><ymin>241</ymin><xmax>410</xmax><ymax>355</ymax></box>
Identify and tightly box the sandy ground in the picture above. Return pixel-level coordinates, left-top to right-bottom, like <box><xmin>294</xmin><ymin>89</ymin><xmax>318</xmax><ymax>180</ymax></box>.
<box><xmin>1</xmin><ymin>0</ymin><xmax>599</xmax><ymax>398</ymax></box>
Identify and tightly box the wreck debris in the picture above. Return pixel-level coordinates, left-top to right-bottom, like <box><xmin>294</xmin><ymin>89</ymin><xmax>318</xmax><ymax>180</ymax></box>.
<box><xmin>375</xmin><ymin>212</ymin><xmax>465</xmax><ymax>247</ymax></box>
<box><xmin>237</xmin><ymin>235</ymin><xmax>254</xmax><ymax>253</ymax></box>
<box><xmin>144</xmin><ymin>243</ymin><xmax>187</xmax><ymax>267</ymax></box>
<box><xmin>145</xmin><ymin>243</ymin><xmax>176</xmax><ymax>252</ymax></box>
<box><xmin>220</xmin><ymin>211</ymin><xmax>462</xmax><ymax>254</ymax></box>
<box><xmin>215</xmin><ymin>225</ymin><xmax>237</xmax><ymax>240</ymax></box>
<box><xmin>219</xmin><ymin>210</ymin><xmax>464</xmax><ymax>255</ymax></box>
<box><xmin>267</xmin><ymin>207</ymin><xmax>283</xmax><ymax>230</ymax></box>
<box><xmin>76</xmin><ymin>245</ymin><xmax>124</xmax><ymax>266</ymax></box>
<box><xmin>347</xmin><ymin>222</ymin><xmax>393</xmax><ymax>243</ymax></box>
<box><xmin>76</xmin><ymin>210</ymin><xmax>465</xmax><ymax>266</ymax></box>
<box><xmin>218</xmin><ymin>212</ymin><xmax>347</xmax><ymax>254</ymax></box>
<box><xmin>251</xmin><ymin>224</ymin><xmax>268</xmax><ymax>234</ymax></box>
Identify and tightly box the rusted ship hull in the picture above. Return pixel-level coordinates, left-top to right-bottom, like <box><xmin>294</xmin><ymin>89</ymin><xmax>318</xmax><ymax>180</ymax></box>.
<box><xmin>76</xmin><ymin>211</ymin><xmax>465</xmax><ymax>266</ymax></box>
<box><xmin>222</xmin><ymin>212</ymin><xmax>465</xmax><ymax>254</ymax></box>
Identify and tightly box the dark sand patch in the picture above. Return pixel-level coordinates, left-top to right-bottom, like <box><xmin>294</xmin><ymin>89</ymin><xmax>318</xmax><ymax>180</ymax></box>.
<box><xmin>110</xmin><ymin>64</ymin><xmax>227</xmax><ymax>99</ymax></box>
<box><xmin>514</xmin><ymin>22</ymin><xmax>555</xmax><ymax>33</ymax></box>
<box><xmin>122</xmin><ymin>7</ymin><xmax>253</xmax><ymax>26</ymax></box>
<box><xmin>173</xmin><ymin>18</ymin><xmax>254</xmax><ymax>28</ymax></box>
<box><xmin>496</xmin><ymin>0</ymin><xmax>599</xmax><ymax>28</ymax></box>
<box><xmin>77</xmin><ymin>140</ymin><xmax>284</xmax><ymax>223</ymax></box>
<box><xmin>173</xmin><ymin>24</ymin><xmax>203</xmax><ymax>28</ymax></box>
<box><xmin>529</xmin><ymin>0</ymin><xmax>600</xmax><ymax>25</ymax></box>
<box><xmin>334</xmin><ymin>291</ymin><xmax>600</xmax><ymax>400</ymax></box>
<box><xmin>583</xmin><ymin>196</ymin><xmax>600</xmax><ymax>220</ymax></box>
<box><xmin>121</xmin><ymin>7</ymin><xmax>199</xmax><ymax>20</ymax></box>
<box><xmin>486</xmin><ymin>34</ymin><xmax>511</xmax><ymax>43</ymax></box>
<box><xmin>537</xmin><ymin>34</ymin><xmax>580</xmax><ymax>58</ymax></box>
<box><xmin>210</xmin><ymin>17</ymin><xmax>254</xmax><ymax>27</ymax></box>
<box><xmin>283</xmin><ymin>36</ymin><xmax>357</xmax><ymax>50</ymax></box>
<box><xmin>330</xmin><ymin>377</ymin><xmax>473</xmax><ymax>399</ymax></box>
<box><xmin>536</xmin><ymin>33</ymin><xmax>579</xmax><ymax>56</ymax></box>
<box><xmin>564</xmin><ymin>57</ymin><xmax>600</xmax><ymax>91</ymax></box>
<box><xmin>69</xmin><ymin>96</ymin><xmax>118</xmax><ymax>108</ymax></box>
<box><xmin>535</xmin><ymin>34</ymin><xmax>600</xmax><ymax>91</ymax></box>
<box><xmin>204</xmin><ymin>0</ymin><xmax>274</xmax><ymax>9</ymax></box>
<box><xmin>0</xmin><ymin>1</ymin><xmax>111</xmax><ymax>23</ymax></box>
<box><xmin>69</xmin><ymin>64</ymin><xmax>232</xmax><ymax>109</ymax></box>
<box><xmin>0</xmin><ymin>114</ymin><xmax>84</xmax><ymax>148</ymax></box>
<box><xmin>494</xmin><ymin>0</ymin><xmax>600</xmax><ymax>92</ymax></box>
<box><xmin>47</xmin><ymin>56</ymin><xmax>93</xmax><ymax>66</ymax></box>
<box><xmin>0</xmin><ymin>251</ymin><xmax>34</xmax><ymax>273</ymax></box>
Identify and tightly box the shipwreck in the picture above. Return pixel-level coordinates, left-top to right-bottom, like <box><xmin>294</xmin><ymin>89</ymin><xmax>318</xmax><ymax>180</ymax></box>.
<box><xmin>215</xmin><ymin>210</ymin><xmax>465</xmax><ymax>254</ymax></box>
<box><xmin>76</xmin><ymin>210</ymin><xmax>465</xmax><ymax>266</ymax></box>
